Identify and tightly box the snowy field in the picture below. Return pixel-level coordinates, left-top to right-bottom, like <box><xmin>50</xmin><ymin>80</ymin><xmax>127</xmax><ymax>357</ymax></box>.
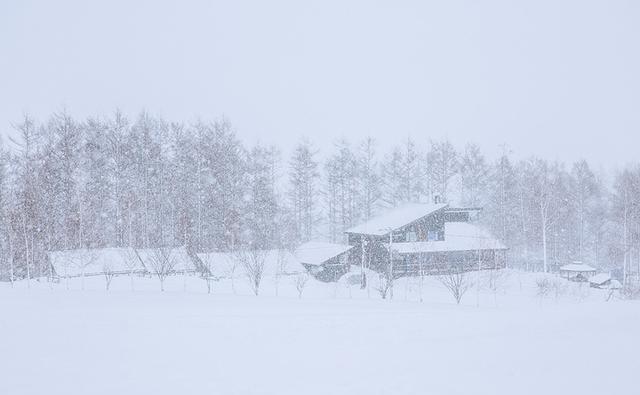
<box><xmin>1</xmin><ymin>272</ymin><xmax>638</xmax><ymax>395</ymax></box>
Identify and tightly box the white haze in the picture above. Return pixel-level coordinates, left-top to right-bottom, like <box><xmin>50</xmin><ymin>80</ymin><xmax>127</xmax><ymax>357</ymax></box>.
<box><xmin>1</xmin><ymin>0</ymin><xmax>639</xmax><ymax>165</ymax></box>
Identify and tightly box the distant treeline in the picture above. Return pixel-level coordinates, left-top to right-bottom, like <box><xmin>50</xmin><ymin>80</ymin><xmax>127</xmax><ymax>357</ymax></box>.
<box><xmin>0</xmin><ymin>111</ymin><xmax>639</xmax><ymax>281</ymax></box>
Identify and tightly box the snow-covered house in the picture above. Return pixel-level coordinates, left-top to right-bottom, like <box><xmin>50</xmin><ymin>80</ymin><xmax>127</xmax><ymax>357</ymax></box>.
<box><xmin>294</xmin><ymin>242</ymin><xmax>354</xmax><ymax>282</ymax></box>
<box><xmin>344</xmin><ymin>202</ymin><xmax>507</xmax><ymax>276</ymax></box>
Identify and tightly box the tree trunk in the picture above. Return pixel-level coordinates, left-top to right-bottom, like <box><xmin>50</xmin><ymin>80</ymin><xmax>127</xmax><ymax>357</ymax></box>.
<box><xmin>22</xmin><ymin>214</ymin><xmax>30</xmax><ymax>288</ymax></box>
<box><xmin>541</xmin><ymin>206</ymin><xmax>548</xmax><ymax>273</ymax></box>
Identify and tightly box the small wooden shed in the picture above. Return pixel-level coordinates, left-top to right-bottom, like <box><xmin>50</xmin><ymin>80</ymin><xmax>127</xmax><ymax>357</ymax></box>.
<box><xmin>559</xmin><ymin>262</ymin><xmax>596</xmax><ymax>282</ymax></box>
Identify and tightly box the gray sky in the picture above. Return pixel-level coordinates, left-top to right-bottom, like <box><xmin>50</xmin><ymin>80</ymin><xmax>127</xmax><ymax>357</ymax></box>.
<box><xmin>1</xmin><ymin>0</ymin><xmax>638</xmax><ymax>165</ymax></box>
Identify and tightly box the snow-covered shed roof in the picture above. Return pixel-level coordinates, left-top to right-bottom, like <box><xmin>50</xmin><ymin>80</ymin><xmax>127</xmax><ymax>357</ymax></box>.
<box><xmin>294</xmin><ymin>241</ymin><xmax>354</xmax><ymax>266</ymax></box>
<box><xmin>135</xmin><ymin>247</ymin><xmax>196</xmax><ymax>273</ymax></box>
<box><xmin>48</xmin><ymin>247</ymin><xmax>146</xmax><ymax>277</ymax></box>
<box><xmin>48</xmin><ymin>246</ymin><xmax>198</xmax><ymax>278</ymax></box>
<box><xmin>559</xmin><ymin>263</ymin><xmax>596</xmax><ymax>272</ymax></box>
<box><xmin>346</xmin><ymin>203</ymin><xmax>448</xmax><ymax>236</ymax></box>
<box><xmin>589</xmin><ymin>273</ymin><xmax>611</xmax><ymax>285</ymax></box>
<box><xmin>609</xmin><ymin>279</ymin><xmax>622</xmax><ymax>289</ymax></box>
<box><xmin>389</xmin><ymin>222</ymin><xmax>507</xmax><ymax>254</ymax></box>
<box><xmin>197</xmin><ymin>252</ymin><xmax>235</xmax><ymax>278</ymax></box>
<box><xmin>197</xmin><ymin>249</ymin><xmax>306</xmax><ymax>278</ymax></box>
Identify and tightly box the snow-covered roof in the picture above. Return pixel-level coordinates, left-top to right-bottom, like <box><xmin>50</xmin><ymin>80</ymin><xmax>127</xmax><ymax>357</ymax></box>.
<box><xmin>135</xmin><ymin>247</ymin><xmax>196</xmax><ymax>273</ymax></box>
<box><xmin>346</xmin><ymin>203</ymin><xmax>448</xmax><ymax>236</ymax></box>
<box><xmin>609</xmin><ymin>279</ymin><xmax>622</xmax><ymax>289</ymax></box>
<box><xmin>197</xmin><ymin>252</ymin><xmax>235</xmax><ymax>278</ymax></box>
<box><xmin>589</xmin><ymin>273</ymin><xmax>611</xmax><ymax>285</ymax></box>
<box><xmin>294</xmin><ymin>241</ymin><xmax>354</xmax><ymax>265</ymax></box>
<box><xmin>48</xmin><ymin>247</ymin><xmax>197</xmax><ymax>277</ymax></box>
<box><xmin>48</xmin><ymin>248</ymin><xmax>145</xmax><ymax>277</ymax></box>
<box><xmin>389</xmin><ymin>222</ymin><xmax>507</xmax><ymax>254</ymax></box>
<box><xmin>559</xmin><ymin>263</ymin><xmax>596</xmax><ymax>272</ymax></box>
<box><xmin>197</xmin><ymin>249</ymin><xmax>306</xmax><ymax>278</ymax></box>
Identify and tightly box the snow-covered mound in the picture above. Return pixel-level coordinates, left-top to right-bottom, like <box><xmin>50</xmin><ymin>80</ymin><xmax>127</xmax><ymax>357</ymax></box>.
<box><xmin>1</xmin><ymin>270</ymin><xmax>638</xmax><ymax>395</ymax></box>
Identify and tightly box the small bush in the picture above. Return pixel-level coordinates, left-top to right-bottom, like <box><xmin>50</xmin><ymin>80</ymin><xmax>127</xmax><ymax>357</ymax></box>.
<box><xmin>536</xmin><ymin>277</ymin><xmax>551</xmax><ymax>299</ymax></box>
<box><xmin>620</xmin><ymin>283</ymin><xmax>640</xmax><ymax>300</ymax></box>
<box><xmin>536</xmin><ymin>276</ymin><xmax>567</xmax><ymax>300</ymax></box>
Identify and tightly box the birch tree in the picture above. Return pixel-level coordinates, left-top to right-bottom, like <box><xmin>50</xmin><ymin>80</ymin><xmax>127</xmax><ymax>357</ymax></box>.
<box><xmin>569</xmin><ymin>160</ymin><xmax>600</xmax><ymax>263</ymax></box>
<box><xmin>459</xmin><ymin>143</ymin><xmax>489</xmax><ymax>207</ymax></box>
<box><xmin>357</xmin><ymin>137</ymin><xmax>381</xmax><ymax>221</ymax></box>
<box><xmin>612</xmin><ymin>168</ymin><xmax>640</xmax><ymax>284</ymax></box>
<box><xmin>484</xmin><ymin>148</ymin><xmax>519</xmax><ymax>259</ymax></box>
<box><xmin>324</xmin><ymin>139</ymin><xmax>360</xmax><ymax>242</ymax></box>
<box><xmin>289</xmin><ymin>139</ymin><xmax>319</xmax><ymax>243</ymax></box>
<box><xmin>9</xmin><ymin>115</ymin><xmax>42</xmax><ymax>285</ymax></box>
<box><xmin>527</xmin><ymin>159</ymin><xmax>561</xmax><ymax>273</ymax></box>
<box><xmin>427</xmin><ymin>139</ymin><xmax>458</xmax><ymax>202</ymax></box>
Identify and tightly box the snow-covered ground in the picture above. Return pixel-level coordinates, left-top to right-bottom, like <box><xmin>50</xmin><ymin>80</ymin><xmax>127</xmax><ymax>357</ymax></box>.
<box><xmin>1</xmin><ymin>271</ymin><xmax>638</xmax><ymax>395</ymax></box>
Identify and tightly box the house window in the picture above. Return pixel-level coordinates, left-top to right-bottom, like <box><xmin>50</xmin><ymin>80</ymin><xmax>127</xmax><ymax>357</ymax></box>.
<box><xmin>407</xmin><ymin>231</ymin><xmax>417</xmax><ymax>242</ymax></box>
<box><xmin>427</xmin><ymin>230</ymin><xmax>438</xmax><ymax>241</ymax></box>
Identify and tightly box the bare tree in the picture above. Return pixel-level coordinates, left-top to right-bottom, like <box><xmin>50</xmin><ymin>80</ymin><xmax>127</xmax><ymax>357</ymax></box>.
<box><xmin>536</xmin><ymin>277</ymin><xmax>552</xmax><ymax>300</ymax></box>
<box><xmin>376</xmin><ymin>272</ymin><xmax>393</xmax><ymax>300</ymax></box>
<box><xmin>10</xmin><ymin>115</ymin><xmax>41</xmax><ymax>289</ymax></box>
<box><xmin>103</xmin><ymin>260</ymin><xmax>116</xmax><ymax>291</ymax></box>
<box><xmin>7</xmin><ymin>228</ymin><xmax>14</xmax><ymax>287</ymax></box>
<box><xmin>234</xmin><ymin>248</ymin><xmax>267</xmax><ymax>296</ymax></box>
<box><xmin>569</xmin><ymin>160</ymin><xmax>599</xmax><ymax>262</ymax></box>
<box><xmin>295</xmin><ymin>273</ymin><xmax>308</xmax><ymax>298</ymax></box>
<box><xmin>381</xmin><ymin>139</ymin><xmax>425</xmax><ymax>207</ymax></box>
<box><xmin>620</xmin><ymin>282</ymin><xmax>640</xmax><ymax>300</ymax></box>
<box><xmin>536</xmin><ymin>275</ymin><xmax>567</xmax><ymax>302</ymax></box>
<box><xmin>196</xmin><ymin>253</ymin><xmax>216</xmax><ymax>294</ymax></box>
<box><xmin>427</xmin><ymin>139</ymin><xmax>458</xmax><ymax>202</ymax></box>
<box><xmin>145</xmin><ymin>247</ymin><xmax>177</xmax><ymax>292</ymax></box>
<box><xmin>203</xmin><ymin>273</ymin><xmax>216</xmax><ymax>294</ymax></box>
<box><xmin>375</xmin><ymin>233</ymin><xmax>397</xmax><ymax>300</ymax></box>
<box><xmin>439</xmin><ymin>267</ymin><xmax>472</xmax><ymax>305</ymax></box>
<box><xmin>120</xmin><ymin>248</ymin><xmax>142</xmax><ymax>291</ymax></box>
<box><xmin>324</xmin><ymin>139</ymin><xmax>361</xmax><ymax>242</ymax></box>
<box><xmin>357</xmin><ymin>137</ymin><xmax>380</xmax><ymax>221</ymax></box>
<box><xmin>417</xmin><ymin>253</ymin><xmax>430</xmax><ymax>303</ymax></box>
<box><xmin>76</xmin><ymin>250</ymin><xmax>99</xmax><ymax>291</ymax></box>
<box><xmin>459</xmin><ymin>143</ymin><xmax>489</xmax><ymax>207</ymax></box>
<box><xmin>486</xmin><ymin>268</ymin><xmax>509</xmax><ymax>306</ymax></box>
<box><xmin>229</xmin><ymin>256</ymin><xmax>239</xmax><ymax>294</ymax></box>
<box><xmin>274</xmin><ymin>248</ymin><xmax>289</xmax><ymax>296</ymax></box>
<box><xmin>527</xmin><ymin>159</ymin><xmax>561</xmax><ymax>273</ymax></box>
<box><xmin>288</xmin><ymin>139</ymin><xmax>320</xmax><ymax>243</ymax></box>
